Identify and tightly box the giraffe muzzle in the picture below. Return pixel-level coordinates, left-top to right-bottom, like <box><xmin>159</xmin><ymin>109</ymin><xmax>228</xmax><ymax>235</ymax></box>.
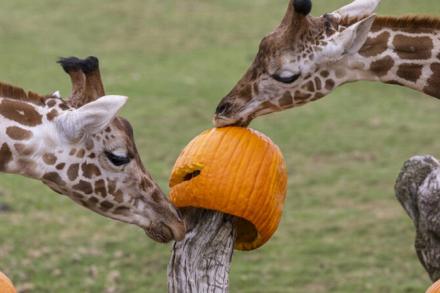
<box><xmin>213</xmin><ymin>114</ymin><xmax>251</xmax><ymax>128</ymax></box>
<box><xmin>144</xmin><ymin>219</ymin><xmax>186</xmax><ymax>243</ymax></box>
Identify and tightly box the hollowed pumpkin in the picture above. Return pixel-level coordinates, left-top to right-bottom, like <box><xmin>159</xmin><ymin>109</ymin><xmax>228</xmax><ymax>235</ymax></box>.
<box><xmin>169</xmin><ymin>127</ymin><xmax>288</xmax><ymax>250</ymax></box>
<box><xmin>0</xmin><ymin>272</ymin><xmax>16</xmax><ymax>293</ymax></box>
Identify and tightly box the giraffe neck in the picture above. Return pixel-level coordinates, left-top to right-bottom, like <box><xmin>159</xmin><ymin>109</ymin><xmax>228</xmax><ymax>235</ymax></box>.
<box><xmin>342</xmin><ymin>17</ymin><xmax>440</xmax><ymax>98</ymax></box>
<box><xmin>0</xmin><ymin>96</ymin><xmax>64</xmax><ymax>180</ymax></box>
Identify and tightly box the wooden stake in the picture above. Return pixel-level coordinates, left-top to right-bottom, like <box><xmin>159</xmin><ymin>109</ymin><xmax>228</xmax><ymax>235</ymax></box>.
<box><xmin>395</xmin><ymin>155</ymin><xmax>440</xmax><ymax>281</ymax></box>
<box><xmin>168</xmin><ymin>208</ymin><xmax>237</xmax><ymax>293</ymax></box>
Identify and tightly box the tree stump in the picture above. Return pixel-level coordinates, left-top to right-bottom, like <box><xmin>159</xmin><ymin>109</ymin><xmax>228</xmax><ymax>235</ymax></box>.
<box><xmin>395</xmin><ymin>155</ymin><xmax>440</xmax><ymax>281</ymax></box>
<box><xmin>167</xmin><ymin>208</ymin><xmax>237</xmax><ymax>293</ymax></box>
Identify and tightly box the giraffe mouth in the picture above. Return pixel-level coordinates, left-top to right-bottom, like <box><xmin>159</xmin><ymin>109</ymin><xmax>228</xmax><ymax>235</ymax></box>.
<box><xmin>144</xmin><ymin>223</ymin><xmax>174</xmax><ymax>243</ymax></box>
<box><xmin>213</xmin><ymin>114</ymin><xmax>251</xmax><ymax>128</ymax></box>
<box><xmin>144</xmin><ymin>220</ymin><xmax>186</xmax><ymax>243</ymax></box>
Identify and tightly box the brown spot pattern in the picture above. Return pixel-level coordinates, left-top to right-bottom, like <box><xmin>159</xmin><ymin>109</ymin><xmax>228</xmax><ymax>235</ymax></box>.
<box><xmin>56</xmin><ymin>163</ymin><xmax>66</xmax><ymax>170</ymax></box>
<box><xmin>305</xmin><ymin>81</ymin><xmax>315</xmax><ymax>92</ymax></box>
<box><xmin>393</xmin><ymin>35</ymin><xmax>433</xmax><ymax>60</ymax></box>
<box><xmin>59</xmin><ymin>103</ymin><xmax>69</xmax><ymax>111</ymax></box>
<box><xmin>73</xmin><ymin>180</ymin><xmax>93</xmax><ymax>194</ymax></box>
<box><xmin>108</xmin><ymin>180</ymin><xmax>117</xmax><ymax>194</ymax></box>
<box><xmin>13</xmin><ymin>143</ymin><xmax>25</xmax><ymax>154</ymax></box>
<box><xmin>94</xmin><ymin>179</ymin><xmax>107</xmax><ymax>198</ymax></box>
<box><xmin>42</xmin><ymin>172</ymin><xmax>66</xmax><ymax>186</ymax></box>
<box><xmin>325</xmin><ymin>80</ymin><xmax>335</xmax><ymax>91</ymax></box>
<box><xmin>396</xmin><ymin>64</ymin><xmax>423</xmax><ymax>83</ymax></box>
<box><xmin>89</xmin><ymin>197</ymin><xmax>99</xmax><ymax>205</ymax></box>
<box><xmin>46</xmin><ymin>109</ymin><xmax>58</xmax><ymax>121</ymax></box>
<box><xmin>261</xmin><ymin>101</ymin><xmax>278</xmax><ymax>111</ymax></box>
<box><xmin>314</xmin><ymin>77</ymin><xmax>322</xmax><ymax>91</ymax></box>
<box><xmin>46</xmin><ymin>100</ymin><xmax>56</xmax><ymax>107</ymax></box>
<box><xmin>370</xmin><ymin>56</ymin><xmax>395</xmax><ymax>77</ymax></box>
<box><xmin>67</xmin><ymin>163</ymin><xmax>79</xmax><ymax>181</ymax></box>
<box><xmin>311</xmin><ymin>92</ymin><xmax>325</xmax><ymax>101</ymax></box>
<box><xmin>81</xmin><ymin>163</ymin><xmax>101</xmax><ymax>178</ymax></box>
<box><xmin>14</xmin><ymin>143</ymin><xmax>33</xmax><ymax>156</ymax></box>
<box><xmin>424</xmin><ymin>63</ymin><xmax>440</xmax><ymax>98</ymax></box>
<box><xmin>114</xmin><ymin>206</ymin><xmax>129</xmax><ymax>215</ymax></box>
<box><xmin>72</xmin><ymin>192</ymin><xmax>84</xmax><ymax>199</ymax></box>
<box><xmin>6</xmin><ymin>126</ymin><xmax>32</xmax><ymax>141</ymax></box>
<box><xmin>114</xmin><ymin>190</ymin><xmax>123</xmax><ymax>203</ymax></box>
<box><xmin>294</xmin><ymin>91</ymin><xmax>312</xmax><ymax>101</ymax></box>
<box><xmin>43</xmin><ymin>153</ymin><xmax>57</xmax><ymax>165</ymax></box>
<box><xmin>100</xmin><ymin>201</ymin><xmax>114</xmax><ymax>210</ymax></box>
<box><xmin>76</xmin><ymin>149</ymin><xmax>85</xmax><ymax>158</ymax></box>
<box><xmin>279</xmin><ymin>92</ymin><xmax>293</xmax><ymax>107</ymax></box>
<box><xmin>359</xmin><ymin>32</ymin><xmax>390</xmax><ymax>57</ymax></box>
<box><xmin>0</xmin><ymin>99</ymin><xmax>43</xmax><ymax>126</ymax></box>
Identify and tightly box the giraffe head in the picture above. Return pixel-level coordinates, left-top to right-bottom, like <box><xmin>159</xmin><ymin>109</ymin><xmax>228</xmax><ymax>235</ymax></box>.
<box><xmin>214</xmin><ymin>0</ymin><xmax>381</xmax><ymax>127</ymax></box>
<box><xmin>1</xmin><ymin>57</ymin><xmax>185</xmax><ymax>242</ymax></box>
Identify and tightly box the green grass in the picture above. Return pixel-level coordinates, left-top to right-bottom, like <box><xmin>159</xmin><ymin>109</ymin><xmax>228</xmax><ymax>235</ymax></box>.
<box><xmin>0</xmin><ymin>0</ymin><xmax>440</xmax><ymax>292</ymax></box>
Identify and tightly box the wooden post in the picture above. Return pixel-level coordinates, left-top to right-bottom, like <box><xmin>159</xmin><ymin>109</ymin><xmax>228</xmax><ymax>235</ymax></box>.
<box><xmin>395</xmin><ymin>155</ymin><xmax>440</xmax><ymax>281</ymax></box>
<box><xmin>167</xmin><ymin>208</ymin><xmax>237</xmax><ymax>293</ymax></box>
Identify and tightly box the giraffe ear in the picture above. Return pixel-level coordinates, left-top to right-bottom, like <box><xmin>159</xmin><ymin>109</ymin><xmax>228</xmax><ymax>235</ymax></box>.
<box><xmin>331</xmin><ymin>0</ymin><xmax>381</xmax><ymax>19</ymax></box>
<box><xmin>322</xmin><ymin>15</ymin><xmax>376</xmax><ymax>58</ymax></box>
<box><xmin>57</xmin><ymin>95</ymin><xmax>128</xmax><ymax>142</ymax></box>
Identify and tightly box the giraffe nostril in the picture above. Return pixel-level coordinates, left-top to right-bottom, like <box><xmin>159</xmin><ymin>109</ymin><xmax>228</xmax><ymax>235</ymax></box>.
<box><xmin>215</xmin><ymin>102</ymin><xmax>233</xmax><ymax>115</ymax></box>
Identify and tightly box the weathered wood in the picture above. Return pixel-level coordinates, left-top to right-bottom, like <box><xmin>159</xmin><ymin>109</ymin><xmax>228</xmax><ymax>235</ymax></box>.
<box><xmin>395</xmin><ymin>155</ymin><xmax>440</xmax><ymax>281</ymax></box>
<box><xmin>168</xmin><ymin>208</ymin><xmax>237</xmax><ymax>293</ymax></box>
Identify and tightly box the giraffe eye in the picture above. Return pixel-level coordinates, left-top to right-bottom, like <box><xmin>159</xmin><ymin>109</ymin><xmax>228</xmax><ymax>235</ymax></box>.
<box><xmin>105</xmin><ymin>151</ymin><xmax>131</xmax><ymax>166</ymax></box>
<box><xmin>272</xmin><ymin>72</ymin><xmax>301</xmax><ymax>84</ymax></box>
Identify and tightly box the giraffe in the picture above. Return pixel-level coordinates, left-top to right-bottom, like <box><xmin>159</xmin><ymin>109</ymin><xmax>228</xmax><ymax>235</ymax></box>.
<box><xmin>214</xmin><ymin>0</ymin><xmax>440</xmax><ymax>127</ymax></box>
<box><xmin>0</xmin><ymin>56</ymin><xmax>186</xmax><ymax>243</ymax></box>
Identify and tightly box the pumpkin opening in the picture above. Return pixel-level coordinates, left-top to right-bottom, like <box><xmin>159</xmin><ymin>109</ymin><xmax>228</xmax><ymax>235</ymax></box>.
<box><xmin>183</xmin><ymin>170</ymin><xmax>201</xmax><ymax>181</ymax></box>
<box><xmin>235</xmin><ymin>217</ymin><xmax>258</xmax><ymax>243</ymax></box>
<box><xmin>169</xmin><ymin>163</ymin><xmax>204</xmax><ymax>187</ymax></box>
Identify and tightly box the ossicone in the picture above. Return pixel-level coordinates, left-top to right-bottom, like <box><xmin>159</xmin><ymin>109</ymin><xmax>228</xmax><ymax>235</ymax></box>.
<box><xmin>57</xmin><ymin>56</ymin><xmax>99</xmax><ymax>74</ymax></box>
<box><xmin>293</xmin><ymin>0</ymin><xmax>312</xmax><ymax>16</ymax></box>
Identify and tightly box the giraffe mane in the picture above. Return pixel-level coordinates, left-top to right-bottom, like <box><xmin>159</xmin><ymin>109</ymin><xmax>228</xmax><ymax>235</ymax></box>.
<box><xmin>340</xmin><ymin>15</ymin><xmax>440</xmax><ymax>30</ymax></box>
<box><xmin>0</xmin><ymin>81</ymin><xmax>54</xmax><ymax>105</ymax></box>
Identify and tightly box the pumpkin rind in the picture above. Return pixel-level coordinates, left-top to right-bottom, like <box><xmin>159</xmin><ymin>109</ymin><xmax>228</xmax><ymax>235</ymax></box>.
<box><xmin>169</xmin><ymin>127</ymin><xmax>288</xmax><ymax>250</ymax></box>
<box><xmin>0</xmin><ymin>272</ymin><xmax>16</xmax><ymax>293</ymax></box>
<box><xmin>427</xmin><ymin>279</ymin><xmax>440</xmax><ymax>293</ymax></box>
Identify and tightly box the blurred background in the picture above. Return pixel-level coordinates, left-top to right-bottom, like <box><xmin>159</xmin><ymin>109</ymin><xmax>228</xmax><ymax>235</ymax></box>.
<box><xmin>1</xmin><ymin>0</ymin><xmax>440</xmax><ymax>292</ymax></box>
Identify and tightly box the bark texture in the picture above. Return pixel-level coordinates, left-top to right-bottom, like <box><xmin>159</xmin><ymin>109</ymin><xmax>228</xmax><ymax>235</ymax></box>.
<box><xmin>168</xmin><ymin>208</ymin><xmax>237</xmax><ymax>293</ymax></box>
<box><xmin>395</xmin><ymin>155</ymin><xmax>440</xmax><ymax>281</ymax></box>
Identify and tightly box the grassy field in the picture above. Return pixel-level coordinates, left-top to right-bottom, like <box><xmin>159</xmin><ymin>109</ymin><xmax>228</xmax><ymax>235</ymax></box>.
<box><xmin>1</xmin><ymin>0</ymin><xmax>440</xmax><ymax>292</ymax></box>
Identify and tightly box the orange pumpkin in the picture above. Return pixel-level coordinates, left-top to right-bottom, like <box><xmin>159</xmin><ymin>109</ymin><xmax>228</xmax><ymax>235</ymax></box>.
<box><xmin>427</xmin><ymin>279</ymin><xmax>440</xmax><ymax>293</ymax></box>
<box><xmin>0</xmin><ymin>271</ymin><xmax>16</xmax><ymax>293</ymax></box>
<box><xmin>169</xmin><ymin>127</ymin><xmax>288</xmax><ymax>250</ymax></box>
